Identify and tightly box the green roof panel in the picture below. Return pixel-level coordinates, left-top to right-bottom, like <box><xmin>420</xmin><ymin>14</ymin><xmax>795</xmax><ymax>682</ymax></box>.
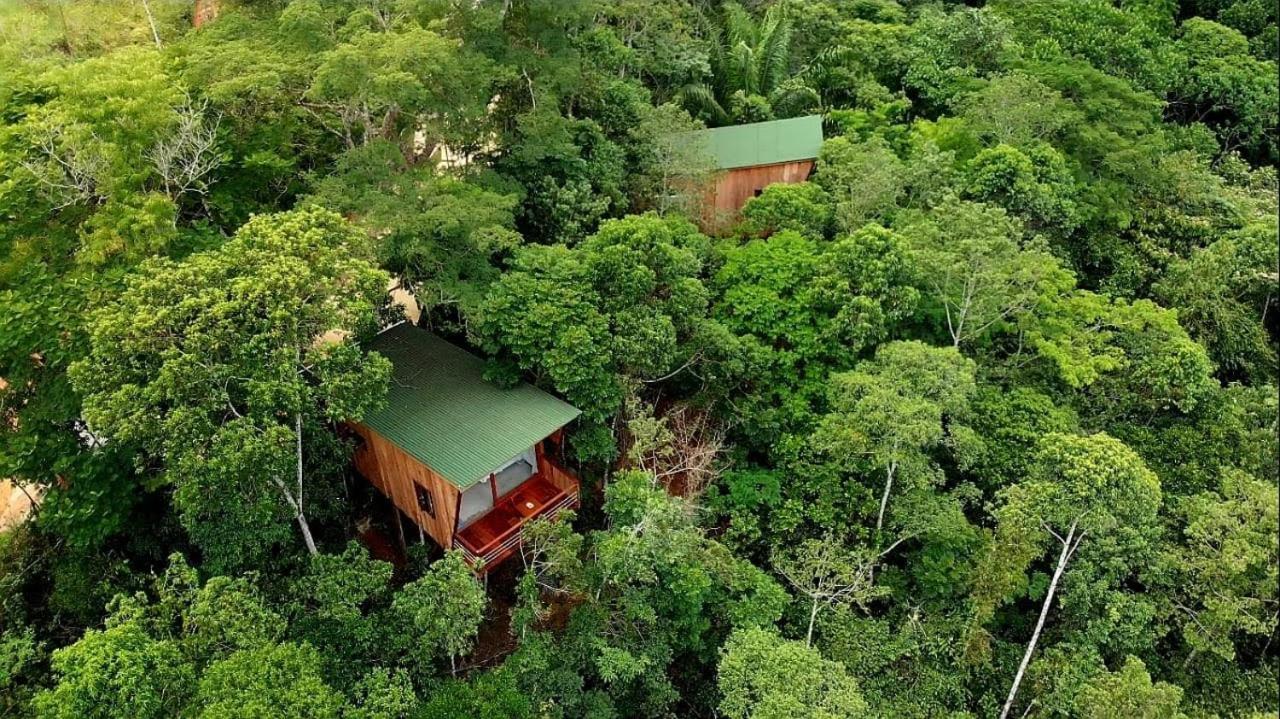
<box><xmin>692</xmin><ymin>115</ymin><xmax>824</xmax><ymax>170</ymax></box>
<box><xmin>362</xmin><ymin>325</ymin><xmax>581</xmax><ymax>489</ymax></box>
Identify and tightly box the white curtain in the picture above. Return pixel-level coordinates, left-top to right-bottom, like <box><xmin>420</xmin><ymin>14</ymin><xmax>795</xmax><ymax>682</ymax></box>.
<box><xmin>493</xmin><ymin>446</ymin><xmax>537</xmax><ymax>498</ymax></box>
<box><xmin>457</xmin><ymin>477</ymin><xmax>493</xmax><ymax>528</ymax></box>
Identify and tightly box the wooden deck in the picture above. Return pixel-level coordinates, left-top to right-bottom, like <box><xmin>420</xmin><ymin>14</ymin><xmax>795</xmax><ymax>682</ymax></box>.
<box><xmin>454</xmin><ymin>469</ymin><xmax>578</xmax><ymax>572</ymax></box>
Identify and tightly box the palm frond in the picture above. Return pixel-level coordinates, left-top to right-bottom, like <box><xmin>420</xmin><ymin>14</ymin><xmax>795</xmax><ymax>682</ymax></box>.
<box><xmin>769</xmin><ymin>80</ymin><xmax>822</xmax><ymax>117</ymax></box>
<box><xmin>757</xmin><ymin>10</ymin><xmax>793</xmax><ymax>96</ymax></box>
<box><xmin>676</xmin><ymin>82</ymin><xmax>730</xmax><ymax>126</ymax></box>
<box><xmin>722</xmin><ymin>2</ymin><xmax>759</xmax><ymax>51</ymax></box>
<box><xmin>728</xmin><ymin>41</ymin><xmax>759</xmax><ymax>96</ymax></box>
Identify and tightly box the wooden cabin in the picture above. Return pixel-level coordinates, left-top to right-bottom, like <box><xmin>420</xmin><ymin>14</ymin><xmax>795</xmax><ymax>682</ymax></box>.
<box><xmin>691</xmin><ymin>114</ymin><xmax>824</xmax><ymax>231</ymax></box>
<box><xmin>351</xmin><ymin>324</ymin><xmax>581</xmax><ymax>572</ymax></box>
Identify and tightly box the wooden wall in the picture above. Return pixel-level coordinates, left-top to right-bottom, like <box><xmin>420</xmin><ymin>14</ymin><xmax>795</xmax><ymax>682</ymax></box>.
<box><xmin>351</xmin><ymin>423</ymin><xmax>460</xmax><ymax>548</ymax></box>
<box><xmin>702</xmin><ymin>159</ymin><xmax>816</xmax><ymax>231</ymax></box>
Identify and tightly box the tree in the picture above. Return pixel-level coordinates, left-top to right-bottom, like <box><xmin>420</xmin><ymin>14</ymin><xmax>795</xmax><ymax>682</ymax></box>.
<box><xmin>1162</xmin><ymin>469</ymin><xmax>1279</xmax><ymax>663</ymax></box>
<box><xmin>304</xmin><ymin>25</ymin><xmax>501</xmax><ymax>155</ymax></box>
<box><xmin>740</xmin><ymin>181</ymin><xmax>834</xmax><ymax>239</ymax></box>
<box><xmin>1153</xmin><ymin>225</ymin><xmax>1279</xmax><ymax>383</ymax></box>
<box><xmin>477</xmin><ymin>213</ymin><xmax>718</xmax><ymax>431</ymax></box>
<box><xmin>346</xmin><ymin>668</ymin><xmax>418</xmax><ymax>719</ymax></box>
<box><xmin>712</xmin><ymin>226</ymin><xmax>919</xmax><ymax>449</ymax></box>
<box><xmin>980</xmin><ymin>433</ymin><xmax>1163</xmax><ymax>719</ymax></box>
<box><xmin>627</xmin><ymin>102</ymin><xmax>718</xmax><ymax>218</ymax></box>
<box><xmin>194</xmin><ymin>642</ymin><xmax>346</xmax><ymax>719</ymax></box>
<box><xmin>814</xmin><ymin>136</ymin><xmax>906</xmax><ymax>232</ymax></box>
<box><xmin>303</xmin><ymin>140</ymin><xmax>522</xmax><ymax>326</ymax></box>
<box><xmin>289</xmin><ymin>542</ymin><xmax>395</xmax><ymax>677</ymax></box>
<box><xmin>717</xmin><ymin>627</ymin><xmax>868</xmax><ymax>719</ymax></box>
<box><xmin>676</xmin><ymin>3</ymin><xmax>814</xmax><ymax>125</ymax></box>
<box><xmin>814</xmin><ymin>341</ymin><xmax>976</xmax><ymax>533</ymax></box>
<box><xmin>902</xmin><ymin>197</ymin><xmax>1072</xmax><ymax>348</ymax></box>
<box><xmin>772</xmin><ymin>536</ymin><xmax>889</xmax><ymax>647</ymax></box>
<box><xmin>392</xmin><ymin>551</ymin><xmax>486</xmax><ymax>677</ymax></box>
<box><xmin>958</xmin><ymin>72</ymin><xmax>1077</xmax><ymax>148</ymax></box>
<box><xmin>1025</xmin><ymin>291</ymin><xmax>1218</xmax><ymax>417</ymax></box>
<box><xmin>33</xmin><ymin>621</ymin><xmax>194</xmax><ymax>719</ymax></box>
<box><xmin>1074</xmin><ymin>656</ymin><xmax>1186</xmax><ymax>719</ymax></box>
<box><xmin>70</xmin><ymin>207</ymin><xmax>392</xmax><ymax>569</ymax></box>
<box><xmin>1170</xmin><ymin>18</ymin><xmax>1278</xmax><ymax>164</ymax></box>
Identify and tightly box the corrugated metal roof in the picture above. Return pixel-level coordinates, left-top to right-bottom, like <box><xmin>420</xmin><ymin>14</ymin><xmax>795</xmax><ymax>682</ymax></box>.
<box><xmin>361</xmin><ymin>325</ymin><xmax>581</xmax><ymax>489</ymax></box>
<box><xmin>691</xmin><ymin>115</ymin><xmax>824</xmax><ymax>170</ymax></box>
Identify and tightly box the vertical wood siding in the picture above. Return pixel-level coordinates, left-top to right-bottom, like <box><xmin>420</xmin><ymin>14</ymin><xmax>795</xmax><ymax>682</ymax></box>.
<box><xmin>351</xmin><ymin>423</ymin><xmax>460</xmax><ymax>548</ymax></box>
<box><xmin>702</xmin><ymin>159</ymin><xmax>816</xmax><ymax>231</ymax></box>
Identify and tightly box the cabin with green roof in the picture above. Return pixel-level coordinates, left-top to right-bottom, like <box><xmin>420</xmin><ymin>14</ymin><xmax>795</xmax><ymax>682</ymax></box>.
<box><xmin>351</xmin><ymin>324</ymin><xmax>581</xmax><ymax>571</ymax></box>
<box><xmin>689</xmin><ymin>114</ymin><xmax>824</xmax><ymax>229</ymax></box>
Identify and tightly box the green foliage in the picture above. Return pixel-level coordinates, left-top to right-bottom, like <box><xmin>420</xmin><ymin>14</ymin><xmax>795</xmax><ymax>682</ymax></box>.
<box><xmin>1161</xmin><ymin>470</ymin><xmax>1278</xmax><ymax>662</ymax></box>
<box><xmin>739</xmin><ymin>181</ymin><xmax>834</xmax><ymax>239</ymax></box>
<box><xmin>195</xmin><ymin>642</ymin><xmax>345</xmax><ymax>719</ymax></box>
<box><xmin>392</xmin><ymin>551</ymin><xmax>486</xmax><ymax>674</ymax></box>
<box><xmin>1026</xmin><ymin>292</ymin><xmax>1218</xmax><ymax>416</ymax></box>
<box><xmin>70</xmin><ymin>207</ymin><xmax>392</xmax><ymax>569</ymax></box>
<box><xmin>712</xmin><ymin>225</ymin><xmax>918</xmax><ymax>448</ymax></box>
<box><xmin>1074</xmin><ymin>656</ymin><xmax>1186</xmax><ymax>719</ymax></box>
<box><xmin>813</xmin><ymin>340</ymin><xmax>976</xmax><ymax>533</ymax></box>
<box><xmin>416</xmin><ymin>668</ymin><xmax>534</xmax><ymax>719</ymax></box>
<box><xmin>346</xmin><ymin>668</ymin><xmax>418</xmax><ymax>719</ymax></box>
<box><xmin>815</xmin><ymin>135</ymin><xmax>906</xmax><ymax>232</ymax></box>
<box><xmin>2</xmin><ymin>1</ymin><xmax>1278</xmax><ymax>717</ymax></box>
<box><xmin>717</xmin><ymin>627</ymin><xmax>868</xmax><ymax>719</ymax></box>
<box><xmin>304</xmin><ymin>141</ymin><xmax>520</xmax><ymax>325</ymax></box>
<box><xmin>901</xmin><ymin>197</ymin><xmax>1073</xmax><ymax>348</ymax></box>
<box><xmin>33</xmin><ymin>619</ymin><xmax>192</xmax><ymax>719</ymax></box>
<box><xmin>478</xmin><ymin>213</ymin><xmax>716</xmax><ymax>424</ymax></box>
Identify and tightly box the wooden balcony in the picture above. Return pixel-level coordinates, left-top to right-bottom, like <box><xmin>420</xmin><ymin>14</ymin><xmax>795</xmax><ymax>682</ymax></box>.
<box><xmin>453</xmin><ymin>458</ymin><xmax>579</xmax><ymax>572</ymax></box>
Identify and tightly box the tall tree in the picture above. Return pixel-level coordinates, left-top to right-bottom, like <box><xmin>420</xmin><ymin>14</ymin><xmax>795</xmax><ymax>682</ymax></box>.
<box><xmin>71</xmin><ymin>207</ymin><xmax>391</xmax><ymax>569</ymax></box>
<box><xmin>976</xmin><ymin>433</ymin><xmax>1162</xmax><ymax>719</ymax></box>
<box><xmin>814</xmin><ymin>341</ymin><xmax>976</xmax><ymax>534</ymax></box>
<box><xmin>901</xmin><ymin>198</ymin><xmax>1072</xmax><ymax>349</ymax></box>
<box><xmin>393</xmin><ymin>551</ymin><xmax>486</xmax><ymax>678</ymax></box>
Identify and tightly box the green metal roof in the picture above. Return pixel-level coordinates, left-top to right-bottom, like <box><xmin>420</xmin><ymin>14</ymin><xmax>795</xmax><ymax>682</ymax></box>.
<box><xmin>361</xmin><ymin>324</ymin><xmax>581</xmax><ymax>489</ymax></box>
<box><xmin>691</xmin><ymin>115</ymin><xmax>824</xmax><ymax>170</ymax></box>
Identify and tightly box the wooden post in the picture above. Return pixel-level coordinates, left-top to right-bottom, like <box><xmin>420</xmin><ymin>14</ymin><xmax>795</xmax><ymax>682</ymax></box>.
<box><xmin>391</xmin><ymin>504</ymin><xmax>407</xmax><ymax>555</ymax></box>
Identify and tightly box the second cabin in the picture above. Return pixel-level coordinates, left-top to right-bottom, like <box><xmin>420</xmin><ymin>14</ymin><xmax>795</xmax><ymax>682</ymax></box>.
<box><xmin>350</xmin><ymin>324</ymin><xmax>581</xmax><ymax>573</ymax></box>
<box><xmin>690</xmin><ymin>114</ymin><xmax>824</xmax><ymax>230</ymax></box>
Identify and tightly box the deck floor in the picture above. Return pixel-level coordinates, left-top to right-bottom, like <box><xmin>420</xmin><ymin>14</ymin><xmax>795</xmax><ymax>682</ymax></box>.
<box><xmin>456</xmin><ymin>475</ymin><xmax>564</xmax><ymax>553</ymax></box>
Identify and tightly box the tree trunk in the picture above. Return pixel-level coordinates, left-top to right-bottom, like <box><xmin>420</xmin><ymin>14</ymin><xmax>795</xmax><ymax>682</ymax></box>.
<box><xmin>272</xmin><ymin>412</ymin><xmax>318</xmax><ymax>556</ymax></box>
<box><xmin>139</xmin><ymin>0</ymin><xmax>162</xmax><ymax>48</ymax></box>
<box><xmin>806</xmin><ymin>598</ymin><xmax>821</xmax><ymax>648</ymax></box>
<box><xmin>273</xmin><ymin>475</ymin><xmax>319</xmax><ymax>556</ymax></box>
<box><xmin>999</xmin><ymin>519</ymin><xmax>1083</xmax><ymax>719</ymax></box>
<box><xmin>875</xmin><ymin>462</ymin><xmax>896</xmax><ymax>533</ymax></box>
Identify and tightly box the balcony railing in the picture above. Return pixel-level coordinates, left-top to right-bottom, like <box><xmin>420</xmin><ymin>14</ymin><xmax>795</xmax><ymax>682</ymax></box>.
<box><xmin>453</xmin><ymin>488</ymin><xmax>578</xmax><ymax>569</ymax></box>
<box><xmin>453</xmin><ymin>469</ymin><xmax>579</xmax><ymax>571</ymax></box>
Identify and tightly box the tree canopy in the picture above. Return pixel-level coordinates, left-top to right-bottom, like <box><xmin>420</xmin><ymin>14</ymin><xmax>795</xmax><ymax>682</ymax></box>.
<box><xmin>0</xmin><ymin>1</ymin><xmax>1275</xmax><ymax>717</ymax></box>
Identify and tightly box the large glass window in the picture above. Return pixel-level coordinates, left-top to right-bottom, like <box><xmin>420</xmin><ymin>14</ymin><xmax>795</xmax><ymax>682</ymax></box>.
<box><xmin>457</xmin><ymin>478</ymin><xmax>493</xmax><ymax>528</ymax></box>
<box><xmin>493</xmin><ymin>447</ymin><xmax>537</xmax><ymax>498</ymax></box>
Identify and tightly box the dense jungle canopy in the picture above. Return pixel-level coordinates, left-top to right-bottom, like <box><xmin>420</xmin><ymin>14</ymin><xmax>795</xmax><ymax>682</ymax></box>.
<box><xmin>0</xmin><ymin>0</ymin><xmax>1276</xmax><ymax>717</ymax></box>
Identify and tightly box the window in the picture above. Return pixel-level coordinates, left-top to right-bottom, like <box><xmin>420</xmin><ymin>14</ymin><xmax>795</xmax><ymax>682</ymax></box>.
<box><xmin>493</xmin><ymin>447</ymin><xmax>537</xmax><ymax>498</ymax></box>
<box><xmin>414</xmin><ymin>484</ymin><xmax>435</xmax><ymax>518</ymax></box>
<box><xmin>458</xmin><ymin>478</ymin><xmax>493</xmax><ymax>528</ymax></box>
